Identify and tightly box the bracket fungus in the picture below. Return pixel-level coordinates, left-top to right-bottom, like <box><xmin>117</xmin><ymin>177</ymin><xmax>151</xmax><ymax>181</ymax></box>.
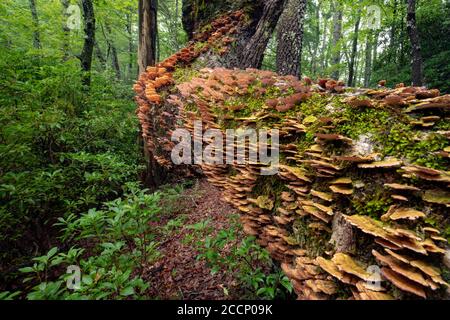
<box><xmin>134</xmin><ymin>11</ymin><xmax>450</xmax><ymax>299</ymax></box>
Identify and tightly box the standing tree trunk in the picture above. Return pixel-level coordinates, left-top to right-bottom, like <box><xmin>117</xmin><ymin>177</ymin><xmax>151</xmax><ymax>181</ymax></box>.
<box><xmin>94</xmin><ymin>41</ymin><xmax>107</xmax><ymax>69</ymax></box>
<box><xmin>276</xmin><ymin>0</ymin><xmax>307</xmax><ymax>77</ymax></box>
<box><xmin>399</xmin><ymin>2</ymin><xmax>407</xmax><ymax>66</ymax></box>
<box><xmin>319</xmin><ymin>3</ymin><xmax>331</xmax><ymax>74</ymax></box>
<box><xmin>104</xmin><ymin>22</ymin><xmax>121</xmax><ymax>80</ymax></box>
<box><xmin>239</xmin><ymin>0</ymin><xmax>287</xmax><ymax>69</ymax></box>
<box><xmin>364</xmin><ymin>31</ymin><xmax>373</xmax><ymax>87</ymax></box>
<box><xmin>174</xmin><ymin>0</ymin><xmax>180</xmax><ymax>51</ymax></box>
<box><xmin>311</xmin><ymin>2</ymin><xmax>320</xmax><ymax>75</ymax></box>
<box><xmin>331</xmin><ymin>1</ymin><xmax>343</xmax><ymax>79</ymax></box>
<box><xmin>406</xmin><ymin>0</ymin><xmax>423</xmax><ymax>86</ymax></box>
<box><xmin>138</xmin><ymin>0</ymin><xmax>157</xmax><ymax>74</ymax></box>
<box><xmin>355</xmin><ymin>43</ymin><xmax>364</xmax><ymax>86</ymax></box>
<box><xmin>347</xmin><ymin>11</ymin><xmax>361</xmax><ymax>87</ymax></box>
<box><xmin>390</xmin><ymin>0</ymin><xmax>398</xmax><ymax>62</ymax></box>
<box><xmin>80</xmin><ymin>0</ymin><xmax>95</xmax><ymax>88</ymax></box>
<box><xmin>126</xmin><ymin>10</ymin><xmax>135</xmax><ymax>79</ymax></box>
<box><xmin>138</xmin><ymin>0</ymin><xmax>160</xmax><ymax>187</ymax></box>
<box><xmin>372</xmin><ymin>31</ymin><xmax>379</xmax><ymax>66</ymax></box>
<box><xmin>61</xmin><ymin>0</ymin><xmax>70</xmax><ymax>59</ymax></box>
<box><xmin>28</xmin><ymin>0</ymin><xmax>41</xmax><ymax>49</ymax></box>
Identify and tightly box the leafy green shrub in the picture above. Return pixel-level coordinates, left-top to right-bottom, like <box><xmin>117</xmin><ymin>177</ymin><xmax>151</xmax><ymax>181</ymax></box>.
<box><xmin>196</xmin><ymin>221</ymin><xmax>293</xmax><ymax>300</ymax></box>
<box><xmin>0</xmin><ymin>49</ymin><xmax>142</xmax><ymax>269</ymax></box>
<box><xmin>6</xmin><ymin>184</ymin><xmax>162</xmax><ymax>300</ymax></box>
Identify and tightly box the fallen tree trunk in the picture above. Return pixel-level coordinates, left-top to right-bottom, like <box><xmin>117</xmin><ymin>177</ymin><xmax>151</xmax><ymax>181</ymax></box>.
<box><xmin>134</xmin><ymin>8</ymin><xmax>450</xmax><ymax>300</ymax></box>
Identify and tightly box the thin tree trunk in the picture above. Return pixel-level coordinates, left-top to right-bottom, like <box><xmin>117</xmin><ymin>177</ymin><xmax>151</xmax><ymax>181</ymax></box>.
<box><xmin>239</xmin><ymin>0</ymin><xmax>287</xmax><ymax>69</ymax></box>
<box><xmin>331</xmin><ymin>1</ymin><xmax>343</xmax><ymax>79</ymax></box>
<box><xmin>104</xmin><ymin>22</ymin><xmax>121</xmax><ymax>80</ymax></box>
<box><xmin>28</xmin><ymin>0</ymin><xmax>41</xmax><ymax>49</ymax></box>
<box><xmin>61</xmin><ymin>0</ymin><xmax>70</xmax><ymax>60</ymax></box>
<box><xmin>355</xmin><ymin>42</ymin><xmax>364</xmax><ymax>87</ymax></box>
<box><xmin>80</xmin><ymin>0</ymin><xmax>95</xmax><ymax>88</ymax></box>
<box><xmin>390</xmin><ymin>0</ymin><xmax>398</xmax><ymax>62</ymax></box>
<box><xmin>399</xmin><ymin>2</ymin><xmax>406</xmax><ymax>66</ymax></box>
<box><xmin>406</xmin><ymin>0</ymin><xmax>423</xmax><ymax>86</ymax></box>
<box><xmin>94</xmin><ymin>41</ymin><xmax>106</xmax><ymax>69</ymax></box>
<box><xmin>354</xmin><ymin>50</ymin><xmax>359</xmax><ymax>86</ymax></box>
<box><xmin>174</xmin><ymin>0</ymin><xmax>180</xmax><ymax>51</ymax></box>
<box><xmin>126</xmin><ymin>10</ymin><xmax>134</xmax><ymax>79</ymax></box>
<box><xmin>138</xmin><ymin>0</ymin><xmax>157</xmax><ymax>74</ymax></box>
<box><xmin>311</xmin><ymin>2</ymin><xmax>320</xmax><ymax>75</ymax></box>
<box><xmin>276</xmin><ymin>0</ymin><xmax>307</xmax><ymax>77</ymax></box>
<box><xmin>364</xmin><ymin>31</ymin><xmax>373</xmax><ymax>87</ymax></box>
<box><xmin>372</xmin><ymin>31</ymin><xmax>379</xmax><ymax>65</ymax></box>
<box><xmin>320</xmin><ymin>3</ymin><xmax>331</xmax><ymax>74</ymax></box>
<box><xmin>348</xmin><ymin>11</ymin><xmax>361</xmax><ymax>87</ymax></box>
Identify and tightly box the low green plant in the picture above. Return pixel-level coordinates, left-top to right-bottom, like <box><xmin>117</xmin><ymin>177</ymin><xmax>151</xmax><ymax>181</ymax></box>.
<box><xmin>196</xmin><ymin>221</ymin><xmax>293</xmax><ymax>300</ymax></box>
<box><xmin>5</xmin><ymin>184</ymin><xmax>162</xmax><ymax>300</ymax></box>
<box><xmin>163</xmin><ymin>216</ymin><xmax>188</xmax><ymax>234</ymax></box>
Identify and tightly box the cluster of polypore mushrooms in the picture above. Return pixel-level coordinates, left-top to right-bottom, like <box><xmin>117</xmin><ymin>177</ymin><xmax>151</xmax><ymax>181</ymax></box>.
<box><xmin>134</xmin><ymin>9</ymin><xmax>450</xmax><ymax>300</ymax></box>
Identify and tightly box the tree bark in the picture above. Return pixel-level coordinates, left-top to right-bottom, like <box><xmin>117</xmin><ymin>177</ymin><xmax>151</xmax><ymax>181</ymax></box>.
<box><xmin>331</xmin><ymin>1</ymin><xmax>343</xmax><ymax>79</ymax></box>
<box><xmin>181</xmin><ymin>0</ymin><xmax>284</xmax><ymax>70</ymax></box>
<box><xmin>238</xmin><ymin>0</ymin><xmax>287</xmax><ymax>69</ymax></box>
<box><xmin>406</xmin><ymin>0</ymin><xmax>423</xmax><ymax>86</ymax></box>
<box><xmin>182</xmin><ymin>0</ymin><xmax>235</xmax><ymax>40</ymax></box>
<box><xmin>138</xmin><ymin>0</ymin><xmax>158</xmax><ymax>74</ymax></box>
<box><xmin>28</xmin><ymin>0</ymin><xmax>41</xmax><ymax>49</ymax></box>
<box><xmin>347</xmin><ymin>11</ymin><xmax>361</xmax><ymax>87</ymax></box>
<box><xmin>276</xmin><ymin>0</ymin><xmax>307</xmax><ymax>77</ymax></box>
<box><xmin>80</xmin><ymin>0</ymin><xmax>95</xmax><ymax>88</ymax></box>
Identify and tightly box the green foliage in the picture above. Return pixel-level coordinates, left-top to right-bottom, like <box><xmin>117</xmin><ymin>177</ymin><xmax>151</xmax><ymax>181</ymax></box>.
<box><xmin>0</xmin><ymin>291</ymin><xmax>21</xmax><ymax>300</ymax></box>
<box><xmin>0</xmin><ymin>38</ymin><xmax>143</xmax><ymax>265</ymax></box>
<box><xmin>371</xmin><ymin>0</ymin><xmax>450</xmax><ymax>92</ymax></box>
<box><xmin>381</xmin><ymin>124</ymin><xmax>448</xmax><ymax>169</ymax></box>
<box><xmin>173</xmin><ymin>67</ymin><xmax>201</xmax><ymax>84</ymax></box>
<box><xmin>444</xmin><ymin>226</ymin><xmax>450</xmax><ymax>243</ymax></box>
<box><xmin>292</xmin><ymin>217</ymin><xmax>330</xmax><ymax>257</ymax></box>
<box><xmin>158</xmin><ymin>0</ymin><xmax>188</xmax><ymax>60</ymax></box>
<box><xmin>336</xmin><ymin>104</ymin><xmax>392</xmax><ymax>140</ymax></box>
<box><xmin>7</xmin><ymin>185</ymin><xmax>162</xmax><ymax>300</ymax></box>
<box><xmin>196</xmin><ymin>219</ymin><xmax>293</xmax><ymax>300</ymax></box>
<box><xmin>163</xmin><ymin>216</ymin><xmax>188</xmax><ymax>234</ymax></box>
<box><xmin>0</xmin><ymin>46</ymin><xmax>143</xmax><ymax>299</ymax></box>
<box><xmin>353</xmin><ymin>192</ymin><xmax>393</xmax><ymax>219</ymax></box>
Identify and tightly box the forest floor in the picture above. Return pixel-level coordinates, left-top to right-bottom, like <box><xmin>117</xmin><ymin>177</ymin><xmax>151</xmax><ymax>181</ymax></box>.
<box><xmin>143</xmin><ymin>179</ymin><xmax>244</xmax><ymax>300</ymax></box>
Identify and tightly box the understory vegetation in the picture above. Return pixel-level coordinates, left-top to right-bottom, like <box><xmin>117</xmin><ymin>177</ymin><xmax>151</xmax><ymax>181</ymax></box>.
<box><xmin>0</xmin><ymin>50</ymin><xmax>143</xmax><ymax>297</ymax></box>
<box><xmin>0</xmin><ymin>51</ymin><xmax>285</xmax><ymax>299</ymax></box>
<box><xmin>196</xmin><ymin>216</ymin><xmax>294</xmax><ymax>300</ymax></box>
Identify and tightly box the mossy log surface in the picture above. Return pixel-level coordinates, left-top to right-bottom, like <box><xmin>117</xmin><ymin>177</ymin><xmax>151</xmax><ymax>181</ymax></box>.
<box><xmin>134</xmin><ymin>10</ymin><xmax>450</xmax><ymax>300</ymax></box>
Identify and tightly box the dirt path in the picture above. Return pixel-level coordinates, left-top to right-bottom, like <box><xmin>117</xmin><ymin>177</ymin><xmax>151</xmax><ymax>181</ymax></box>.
<box><xmin>143</xmin><ymin>179</ymin><xmax>244</xmax><ymax>300</ymax></box>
